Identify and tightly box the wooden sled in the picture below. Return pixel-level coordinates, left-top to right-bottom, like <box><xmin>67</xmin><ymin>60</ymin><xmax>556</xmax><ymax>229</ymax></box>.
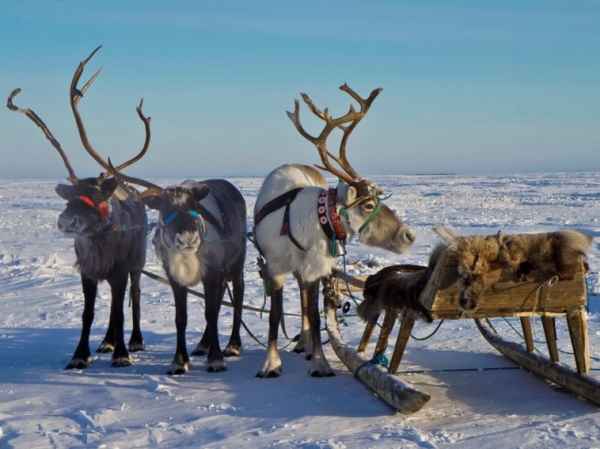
<box><xmin>329</xmin><ymin>241</ymin><xmax>598</xmax><ymax>413</ymax></box>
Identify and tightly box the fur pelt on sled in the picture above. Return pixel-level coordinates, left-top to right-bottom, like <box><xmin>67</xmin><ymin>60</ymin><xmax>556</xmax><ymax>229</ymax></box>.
<box><xmin>436</xmin><ymin>226</ymin><xmax>592</xmax><ymax>311</ymax></box>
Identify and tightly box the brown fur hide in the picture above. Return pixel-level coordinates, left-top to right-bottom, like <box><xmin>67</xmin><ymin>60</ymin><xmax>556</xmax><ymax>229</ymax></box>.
<box><xmin>357</xmin><ymin>245</ymin><xmax>446</xmax><ymax>323</ymax></box>
<box><xmin>498</xmin><ymin>230</ymin><xmax>592</xmax><ymax>281</ymax></box>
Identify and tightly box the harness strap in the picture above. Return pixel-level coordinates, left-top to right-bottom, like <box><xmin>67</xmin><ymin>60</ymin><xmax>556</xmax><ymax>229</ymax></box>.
<box><xmin>254</xmin><ymin>188</ymin><xmax>305</xmax><ymax>251</ymax></box>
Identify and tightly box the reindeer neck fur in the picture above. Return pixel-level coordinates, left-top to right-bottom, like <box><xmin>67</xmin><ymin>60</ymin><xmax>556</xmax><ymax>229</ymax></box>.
<box><xmin>154</xmin><ymin>228</ymin><xmax>206</xmax><ymax>287</ymax></box>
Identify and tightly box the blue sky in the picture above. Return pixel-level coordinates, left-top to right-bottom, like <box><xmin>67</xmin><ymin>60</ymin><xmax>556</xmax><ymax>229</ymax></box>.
<box><xmin>2</xmin><ymin>1</ymin><xmax>599</xmax><ymax>178</ymax></box>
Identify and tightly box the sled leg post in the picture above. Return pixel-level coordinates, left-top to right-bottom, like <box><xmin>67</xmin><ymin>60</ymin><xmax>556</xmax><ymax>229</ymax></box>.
<box><xmin>567</xmin><ymin>308</ymin><xmax>591</xmax><ymax>375</ymax></box>
<box><xmin>389</xmin><ymin>315</ymin><xmax>416</xmax><ymax>374</ymax></box>
<box><xmin>520</xmin><ymin>317</ymin><xmax>534</xmax><ymax>353</ymax></box>
<box><xmin>358</xmin><ymin>319</ymin><xmax>377</xmax><ymax>353</ymax></box>
<box><xmin>541</xmin><ymin>316</ymin><xmax>559</xmax><ymax>363</ymax></box>
<box><xmin>373</xmin><ymin>309</ymin><xmax>397</xmax><ymax>359</ymax></box>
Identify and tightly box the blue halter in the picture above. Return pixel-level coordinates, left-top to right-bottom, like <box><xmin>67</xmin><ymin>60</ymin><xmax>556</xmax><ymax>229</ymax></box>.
<box><xmin>162</xmin><ymin>210</ymin><xmax>206</xmax><ymax>234</ymax></box>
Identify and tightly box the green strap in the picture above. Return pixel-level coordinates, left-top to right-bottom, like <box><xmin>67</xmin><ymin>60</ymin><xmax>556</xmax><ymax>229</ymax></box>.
<box><xmin>358</xmin><ymin>200</ymin><xmax>382</xmax><ymax>233</ymax></box>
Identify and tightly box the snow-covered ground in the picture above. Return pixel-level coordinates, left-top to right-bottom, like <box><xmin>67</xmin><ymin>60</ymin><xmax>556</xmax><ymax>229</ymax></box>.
<box><xmin>1</xmin><ymin>172</ymin><xmax>599</xmax><ymax>449</ymax></box>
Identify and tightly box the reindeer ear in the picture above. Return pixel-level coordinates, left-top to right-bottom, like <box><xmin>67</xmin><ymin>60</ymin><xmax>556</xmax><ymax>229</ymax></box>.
<box><xmin>343</xmin><ymin>185</ymin><xmax>358</xmax><ymax>206</ymax></box>
<box><xmin>192</xmin><ymin>184</ymin><xmax>210</xmax><ymax>202</ymax></box>
<box><xmin>99</xmin><ymin>177</ymin><xmax>119</xmax><ymax>200</ymax></box>
<box><xmin>55</xmin><ymin>184</ymin><xmax>78</xmax><ymax>201</ymax></box>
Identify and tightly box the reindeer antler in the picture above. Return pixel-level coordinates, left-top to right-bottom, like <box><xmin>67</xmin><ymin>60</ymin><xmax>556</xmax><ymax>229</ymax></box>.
<box><xmin>6</xmin><ymin>88</ymin><xmax>78</xmax><ymax>184</ymax></box>
<box><xmin>70</xmin><ymin>46</ymin><xmax>152</xmax><ymax>173</ymax></box>
<box><xmin>286</xmin><ymin>84</ymin><xmax>382</xmax><ymax>184</ymax></box>
<box><xmin>106</xmin><ymin>158</ymin><xmax>163</xmax><ymax>198</ymax></box>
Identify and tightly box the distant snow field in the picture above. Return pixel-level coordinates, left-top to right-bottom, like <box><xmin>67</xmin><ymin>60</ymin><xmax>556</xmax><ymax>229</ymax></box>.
<box><xmin>1</xmin><ymin>173</ymin><xmax>599</xmax><ymax>449</ymax></box>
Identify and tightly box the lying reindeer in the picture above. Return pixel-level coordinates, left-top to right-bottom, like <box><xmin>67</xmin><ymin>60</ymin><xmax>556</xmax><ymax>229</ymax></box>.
<box><xmin>253</xmin><ymin>84</ymin><xmax>416</xmax><ymax>377</ymax></box>
<box><xmin>109</xmin><ymin>171</ymin><xmax>247</xmax><ymax>374</ymax></box>
<box><xmin>7</xmin><ymin>46</ymin><xmax>151</xmax><ymax>369</ymax></box>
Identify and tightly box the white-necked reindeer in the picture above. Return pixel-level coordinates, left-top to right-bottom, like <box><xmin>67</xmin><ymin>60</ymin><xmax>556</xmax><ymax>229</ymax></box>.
<box><xmin>6</xmin><ymin>47</ymin><xmax>151</xmax><ymax>369</ymax></box>
<box><xmin>254</xmin><ymin>84</ymin><xmax>416</xmax><ymax>377</ymax></box>
<box><xmin>108</xmin><ymin>169</ymin><xmax>247</xmax><ymax>374</ymax></box>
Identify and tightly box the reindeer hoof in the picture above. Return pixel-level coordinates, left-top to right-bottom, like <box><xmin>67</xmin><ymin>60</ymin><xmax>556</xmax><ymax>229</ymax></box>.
<box><xmin>223</xmin><ymin>345</ymin><xmax>241</xmax><ymax>357</ymax></box>
<box><xmin>65</xmin><ymin>357</ymin><xmax>92</xmax><ymax>370</ymax></box>
<box><xmin>167</xmin><ymin>361</ymin><xmax>190</xmax><ymax>375</ymax></box>
<box><xmin>128</xmin><ymin>341</ymin><xmax>145</xmax><ymax>352</ymax></box>
<box><xmin>207</xmin><ymin>360</ymin><xmax>227</xmax><ymax>372</ymax></box>
<box><xmin>292</xmin><ymin>342</ymin><xmax>305</xmax><ymax>354</ymax></box>
<box><xmin>111</xmin><ymin>356</ymin><xmax>132</xmax><ymax>367</ymax></box>
<box><xmin>191</xmin><ymin>345</ymin><xmax>209</xmax><ymax>357</ymax></box>
<box><xmin>309</xmin><ymin>369</ymin><xmax>335</xmax><ymax>378</ymax></box>
<box><xmin>256</xmin><ymin>367</ymin><xmax>282</xmax><ymax>378</ymax></box>
<box><xmin>96</xmin><ymin>341</ymin><xmax>115</xmax><ymax>353</ymax></box>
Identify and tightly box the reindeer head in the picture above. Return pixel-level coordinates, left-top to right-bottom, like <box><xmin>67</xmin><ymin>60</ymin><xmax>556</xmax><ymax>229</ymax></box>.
<box><xmin>6</xmin><ymin>46</ymin><xmax>151</xmax><ymax>239</ymax></box>
<box><xmin>286</xmin><ymin>84</ymin><xmax>415</xmax><ymax>254</ymax></box>
<box><xmin>143</xmin><ymin>184</ymin><xmax>210</xmax><ymax>254</ymax></box>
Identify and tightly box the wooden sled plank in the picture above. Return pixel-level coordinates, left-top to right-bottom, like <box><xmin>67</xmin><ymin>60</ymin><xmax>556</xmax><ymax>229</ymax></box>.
<box><xmin>476</xmin><ymin>319</ymin><xmax>600</xmax><ymax>407</ymax></box>
<box><xmin>325</xmin><ymin>303</ymin><xmax>430</xmax><ymax>414</ymax></box>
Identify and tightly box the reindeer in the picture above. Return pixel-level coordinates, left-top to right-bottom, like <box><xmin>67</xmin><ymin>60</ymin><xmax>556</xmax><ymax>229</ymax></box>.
<box><xmin>108</xmin><ymin>168</ymin><xmax>247</xmax><ymax>374</ymax></box>
<box><xmin>6</xmin><ymin>47</ymin><xmax>151</xmax><ymax>369</ymax></box>
<box><xmin>253</xmin><ymin>84</ymin><xmax>416</xmax><ymax>377</ymax></box>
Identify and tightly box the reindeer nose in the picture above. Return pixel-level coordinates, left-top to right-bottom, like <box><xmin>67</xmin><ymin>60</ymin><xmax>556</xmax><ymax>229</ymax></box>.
<box><xmin>175</xmin><ymin>232</ymin><xmax>200</xmax><ymax>250</ymax></box>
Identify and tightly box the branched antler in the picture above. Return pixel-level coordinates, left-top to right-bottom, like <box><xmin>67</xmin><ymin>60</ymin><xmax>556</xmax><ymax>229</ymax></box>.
<box><xmin>286</xmin><ymin>84</ymin><xmax>382</xmax><ymax>184</ymax></box>
<box><xmin>70</xmin><ymin>46</ymin><xmax>152</xmax><ymax>173</ymax></box>
<box><xmin>106</xmin><ymin>158</ymin><xmax>163</xmax><ymax>198</ymax></box>
<box><xmin>6</xmin><ymin>88</ymin><xmax>78</xmax><ymax>184</ymax></box>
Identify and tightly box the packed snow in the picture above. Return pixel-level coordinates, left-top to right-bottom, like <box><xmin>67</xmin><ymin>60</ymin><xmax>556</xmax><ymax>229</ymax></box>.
<box><xmin>0</xmin><ymin>172</ymin><xmax>599</xmax><ymax>449</ymax></box>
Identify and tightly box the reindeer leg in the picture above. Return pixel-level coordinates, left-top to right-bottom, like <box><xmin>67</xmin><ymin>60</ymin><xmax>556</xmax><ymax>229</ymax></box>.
<box><xmin>191</xmin><ymin>329</ymin><xmax>211</xmax><ymax>356</ymax></box>
<box><xmin>168</xmin><ymin>280</ymin><xmax>190</xmax><ymax>375</ymax></box>
<box><xmin>108</xmin><ymin>268</ymin><xmax>131</xmax><ymax>367</ymax></box>
<box><xmin>97</xmin><ymin>305</ymin><xmax>116</xmax><ymax>353</ymax></box>
<box><xmin>224</xmin><ymin>270</ymin><xmax>244</xmax><ymax>357</ymax></box>
<box><xmin>293</xmin><ymin>273</ymin><xmax>313</xmax><ymax>358</ymax></box>
<box><xmin>204</xmin><ymin>277</ymin><xmax>227</xmax><ymax>372</ymax></box>
<box><xmin>128</xmin><ymin>271</ymin><xmax>145</xmax><ymax>352</ymax></box>
<box><xmin>257</xmin><ymin>285</ymin><xmax>283</xmax><ymax>378</ymax></box>
<box><xmin>307</xmin><ymin>280</ymin><xmax>334</xmax><ymax>377</ymax></box>
<box><xmin>66</xmin><ymin>275</ymin><xmax>97</xmax><ymax>369</ymax></box>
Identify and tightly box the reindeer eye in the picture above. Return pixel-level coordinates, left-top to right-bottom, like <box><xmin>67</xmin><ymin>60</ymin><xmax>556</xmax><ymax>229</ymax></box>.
<box><xmin>363</xmin><ymin>202</ymin><xmax>375</xmax><ymax>212</ymax></box>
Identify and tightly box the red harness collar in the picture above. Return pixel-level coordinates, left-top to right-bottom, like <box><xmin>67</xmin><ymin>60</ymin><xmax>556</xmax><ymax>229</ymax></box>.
<box><xmin>79</xmin><ymin>195</ymin><xmax>110</xmax><ymax>221</ymax></box>
<box><xmin>317</xmin><ymin>189</ymin><xmax>347</xmax><ymax>241</ymax></box>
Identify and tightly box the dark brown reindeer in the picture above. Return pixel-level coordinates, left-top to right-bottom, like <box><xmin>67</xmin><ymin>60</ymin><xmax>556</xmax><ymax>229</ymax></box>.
<box><xmin>7</xmin><ymin>47</ymin><xmax>151</xmax><ymax>369</ymax></box>
<box><xmin>253</xmin><ymin>85</ymin><xmax>416</xmax><ymax>377</ymax></box>
<box><xmin>108</xmin><ymin>168</ymin><xmax>247</xmax><ymax>374</ymax></box>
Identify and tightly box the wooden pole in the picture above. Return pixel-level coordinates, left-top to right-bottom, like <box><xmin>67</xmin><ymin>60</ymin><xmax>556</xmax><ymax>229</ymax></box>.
<box><xmin>357</xmin><ymin>319</ymin><xmax>377</xmax><ymax>353</ymax></box>
<box><xmin>520</xmin><ymin>317</ymin><xmax>534</xmax><ymax>353</ymax></box>
<box><xmin>541</xmin><ymin>316</ymin><xmax>560</xmax><ymax>363</ymax></box>
<box><xmin>388</xmin><ymin>315</ymin><xmax>416</xmax><ymax>374</ymax></box>
<box><xmin>566</xmin><ymin>308</ymin><xmax>591</xmax><ymax>375</ymax></box>
<box><xmin>325</xmin><ymin>302</ymin><xmax>430</xmax><ymax>414</ymax></box>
